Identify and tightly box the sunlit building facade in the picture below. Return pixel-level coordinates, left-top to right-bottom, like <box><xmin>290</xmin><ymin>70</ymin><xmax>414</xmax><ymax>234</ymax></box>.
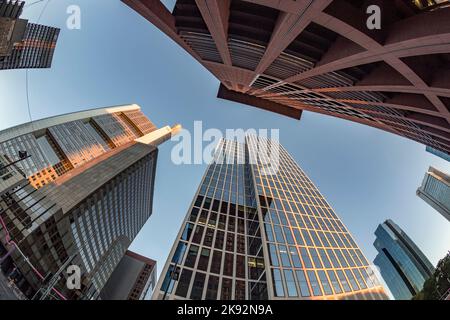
<box><xmin>154</xmin><ymin>136</ymin><xmax>387</xmax><ymax>300</ymax></box>
<box><xmin>417</xmin><ymin>166</ymin><xmax>450</xmax><ymax>222</ymax></box>
<box><xmin>0</xmin><ymin>105</ymin><xmax>179</xmax><ymax>299</ymax></box>
<box><xmin>373</xmin><ymin>220</ymin><xmax>434</xmax><ymax>300</ymax></box>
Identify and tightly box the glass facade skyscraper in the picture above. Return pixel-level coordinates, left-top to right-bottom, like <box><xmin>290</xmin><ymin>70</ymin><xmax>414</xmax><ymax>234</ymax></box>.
<box><xmin>154</xmin><ymin>136</ymin><xmax>387</xmax><ymax>300</ymax></box>
<box><xmin>373</xmin><ymin>220</ymin><xmax>434</xmax><ymax>300</ymax></box>
<box><xmin>0</xmin><ymin>105</ymin><xmax>179</xmax><ymax>299</ymax></box>
<box><xmin>417</xmin><ymin>167</ymin><xmax>450</xmax><ymax>222</ymax></box>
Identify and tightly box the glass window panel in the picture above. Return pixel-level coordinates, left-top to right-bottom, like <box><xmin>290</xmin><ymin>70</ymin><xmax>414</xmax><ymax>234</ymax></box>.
<box><xmin>353</xmin><ymin>269</ymin><xmax>367</xmax><ymax>289</ymax></box>
<box><xmin>279</xmin><ymin>245</ymin><xmax>291</xmax><ymax>267</ymax></box>
<box><xmin>268</xmin><ymin>243</ymin><xmax>279</xmax><ymax>267</ymax></box>
<box><xmin>283</xmin><ymin>270</ymin><xmax>298</xmax><ymax>297</ymax></box>
<box><xmin>272</xmin><ymin>269</ymin><xmax>285</xmax><ymax>297</ymax></box>
<box><xmin>289</xmin><ymin>246</ymin><xmax>302</xmax><ymax>268</ymax></box>
<box><xmin>309</xmin><ymin>248</ymin><xmax>322</xmax><ymax>268</ymax></box>
<box><xmin>205</xmin><ymin>275</ymin><xmax>219</xmax><ymax>300</ymax></box>
<box><xmin>235</xmin><ymin>280</ymin><xmax>246</xmax><ymax>300</ymax></box>
<box><xmin>301</xmin><ymin>229</ymin><xmax>313</xmax><ymax>246</ymax></box>
<box><xmin>337</xmin><ymin>270</ymin><xmax>352</xmax><ymax>292</ymax></box>
<box><xmin>236</xmin><ymin>255</ymin><xmax>245</xmax><ymax>279</ymax></box>
<box><xmin>210</xmin><ymin>250</ymin><xmax>222</xmax><ymax>274</ymax></box>
<box><xmin>345</xmin><ymin>269</ymin><xmax>360</xmax><ymax>291</ymax></box>
<box><xmin>184</xmin><ymin>245</ymin><xmax>199</xmax><ymax>268</ymax></box>
<box><xmin>214</xmin><ymin>230</ymin><xmax>225</xmax><ymax>250</ymax></box>
<box><xmin>265</xmin><ymin>224</ymin><xmax>274</xmax><ymax>242</ymax></box>
<box><xmin>223</xmin><ymin>253</ymin><xmax>234</xmax><ymax>277</ymax></box>
<box><xmin>292</xmin><ymin>228</ymin><xmax>304</xmax><ymax>245</ymax></box>
<box><xmin>192</xmin><ymin>225</ymin><xmax>204</xmax><ymax>244</ymax></box>
<box><xmin>181</xmin><ymin>223</ymin><xmax>194</xmax><ymax>241</ymax></box>
<box><xmin>198</xmin><ymin>248</ymin><xmax>210</xmax><ymax>271</ymax></box>
<box><xmin>318</xmin><ymin>270</ymin><xmax>333</xmax><ymax>295</ymax></box>
<box><xmin>221</xmin><ymin>278</ymin><xmax>233</xmax><ymax>300</ymax></box>
<box><xmin>273</xmin><ymin>225</ymin><xmax>285</xmax><ymax>243</ymax></box>
<box><xmin>307</xmin><ymin>270</ymin><xmax>322</xmax><ymax>296</ymax></box>
<box><xmin>283</xmin><ymin>227</ymin><xmax>295</xmax><ymax>245</ymax></box>
<box><xmin>295</xmin><ymin>270</ymin><xmax>311</xmax><ymax>297</ymax></box>
<box><xmin>190</xmin><ymin>272</ymin><xmax>206</xmax><ymax>300</ymax></box>
<box><xmin>175</xmin><ymin>269</ymin><xmax>193</xmax><ymax>298</ymax></box>
<box><xmin>172</xmin><ymin>242</ymin><xmax>187</xmax><ymax>264</ymax></box>
<box><xmin>318</xmin><ymin>249</ymin><xmax>332</xmax><ymax>268</ymax></box>
<box><xmin>327</xmin><ymin>270</ymin><xmax>342</xmax><ymax>294</ymax></box>
<box><xmin>300</xmin><ymin>247</ymin><xmax>313</xmax><ymax>268</ymax></box>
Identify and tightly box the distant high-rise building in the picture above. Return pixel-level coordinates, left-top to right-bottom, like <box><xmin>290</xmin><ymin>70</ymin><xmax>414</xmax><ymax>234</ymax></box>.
<box><xmin>0</xmin><ymin>0</ymin><xmax>59</xmax><ymax>70</ymax></box>
<box><xmin>426</xmin><ymin>146</ymin><xmax>450</xmax><ymax>163</ymax></box>
<box><xmin>154</xmin><ymin>136</ymin><xmax>388</xmax><ymax>300</ymax></box>
<box><xmin>100</xmin><ymin>250</ymin><xmax>157</xmax><ymax>300</ymax></box>
<box><xmin>417</xmin><ymin>166</ymin><xmax>450</xmax><ymax>222</ymax></box>
<box><xmin>0</xmin><ymin>105</ymin><xmax>180</xmax><ymax>299</ymax></box>
<box><xmin>123</xmin><ymin>0</ymin><xmax>450</xmax><ymax>160</ymax></box>
<box><xmin>373</xmin><ymin>220</ymin><xmax>434</xmax><ymax>300</ymax></box>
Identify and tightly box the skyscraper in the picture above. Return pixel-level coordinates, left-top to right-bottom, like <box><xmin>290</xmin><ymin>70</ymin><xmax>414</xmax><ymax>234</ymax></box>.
<box><xmin>153</xmin><ymin>136</ymin><xmax>387</xmax><ymax>300</ymax></box>
<box><xmin>0</xmin><ymin>0</ymin><xmax>59</xmax><ymax>70</ymax></box>
<box><xmin>426</xmin><ymin>146</ymin><xmax>450</xmax><ymax>162</ymax></box>
<box><xmin>373</xmin><ymin>219</ymin><xmax>434</xmax><ymax>300</ymax></box>
<box><xmin>417</xmin><ymin>167</ymin><xmax>450</xmax><ymax>222</ymax></box>
<box><xmin>0</xmin><ymin>105</ymin><xmax>180</xmax><ymax>299</ymax></box>
<box><xmin>123</xmin><ymin>0</ymin><xmax>450</xmax><ymax>160</ymax></box>
<box><xmin>100</xmin><ymin>250</ymin><xmax>157</xmax><ymax>300</ymax></box>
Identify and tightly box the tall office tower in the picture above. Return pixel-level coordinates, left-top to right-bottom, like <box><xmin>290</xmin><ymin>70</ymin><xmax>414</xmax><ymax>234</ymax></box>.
<box><xmin>426</xmin><ymin>146</ymin><xmax>450</xmax><ymax>162</ymax></box>
<box><xmin>373</xmin><ymin>219</ymin><xmax>435</xmax><ymax>300</ymax></box>
<box><xmin>123</xmin><ymin>0</ymin><xmax>450</xmax><ymax>159</ymax></box>
<box><xmin>154</xmin><ymin>136</ymin><xmax>387</xmax><ymax>300</ymax></box>
<box><xmin>100</xmin><ymin>250</ymin><xmax>157</xmax><ymax>300</ymax></box>
<box><xmin>0</xmin><ymin>105</ymin><xmax>180</xmax><ymax>299</ymax></box>
<box><xmin>417</xmin><ymin>167</ymin><xmax>450</xmax><ymax>222</ymax></box>
<box><xmin>0</xmin><ymin>0</ymin><xmax>59</xmax><ymax>70</ymax></box>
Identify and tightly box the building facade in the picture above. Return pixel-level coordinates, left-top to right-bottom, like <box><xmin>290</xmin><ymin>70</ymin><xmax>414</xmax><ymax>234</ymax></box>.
<box><xmin>0</xmin><ymin>0</ymin><xmax>59</xmax><ymax>70</ymax></box>
<box><xmin>123</xmin><ymin>0</ymin><xmax>450</xmax><ymax>160</ymax></box>
<box><xmin>154</xmin><ymin>136</ymin><xmax>387</xmax><ymax>300</ymax></box>
<box><xmin>417</xmin><ymin>166</ymin><xmax>450</xmax><ymax>222</ymax></box>
<box><xmin>100</xmin><ymin>250</ymin><xmax>157</xmax><ymax>300</ymax></box>
<box><xmin>0</xmin><ymin>105</ymin><xmax>179</xmax><ymax>299</ymax></box>
<box><xmin>426</xmin><ymin>146</ymin><xmax>450</xmax><ymax>162</ymax></box>
<box><xmin>373</xmin><ymin>219</ymin><xmax>434</xmax><ymax>300</ymax></box>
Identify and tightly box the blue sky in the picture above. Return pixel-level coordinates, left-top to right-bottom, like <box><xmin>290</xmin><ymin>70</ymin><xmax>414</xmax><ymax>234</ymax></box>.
<box><xmin>1</xmin><ymin>0</ymin><xmax>449</xmax><ymax>281</ymax></box>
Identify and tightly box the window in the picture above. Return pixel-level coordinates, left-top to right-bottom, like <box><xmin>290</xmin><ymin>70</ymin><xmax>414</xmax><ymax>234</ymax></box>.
<box><xmin>210</xmin><ymin>250</ymin><xmax>222</xmax><ymax>274</ymax></box>
<box><xmin>345</xmin><ymin>269</ymin><xmax>359</xmax><ymax>290</ymax></box>
<box><xmin>221</xmin><ymin>278</ymin><xmax>233</xmax><ymax>300</ymax></box>
<box><xmin>181</xmin><ymin>223</ymin><xmax>194</xmax><ymax>241</ymax></box>
<box><xmin>307</xmin><ymin>270</ymin><xmax>322</xmax><ymax>296</ymax></box>
<box><xmin>317</xmin><ymin>270</ymin><xmax>333</xmax><ymax>295</ymax></box>
<box><xmin>283</xmin><ymin>227</ymin><xmax>295</xmax><ymax>245</ymax></box>
<box><xmin>284</xmin><ymin>270</ymin><xmax>298</xmax><ymax>297</ymax></box>
<box><xmin>327</xmin><ymin>270</ymin><xmax>342</xmax><ymax>294</ymax></box>
<box><xmin>265</xmin><ymin>224</ymin><xmax>274</xmax><ymax>242</ymax></box>
<box><xmin>223</xmin><ymin>253</ymin><xmax>234</xmax><ymax>276</ymax></box>
<box><xmin>192</xmin><ymin>225</ymin><xmax>204</xmax><ymax>244</ymax></box>
<box><xmin>309</xmin><ymin>248</ymin><xmax>322</xmax><ymax>268</ymax></box>
<box><xmin>279</xmin><ymin>245</ymin><xmax>291</xmax><ymax>267</ymax></box>
<box><xmin>198</xmin><ymin>248</ymin><xmax>210</xmax><ymax>271</ymax></box>
<box><xmin>337</xmin><ymin>270</ymin><xmax>351</xmax><ymax>292</ymax></box>
<box><xmin>318</xmin><ymin>249</ymin><xmax>332</xmax><ymax>268</ymax></box>
<box><xmin>205</xmin><ymin>275</ymin><xmax>219</xmax><ymax>300</ymax></box>
<box><xmin>295</xmin><ymin>270</ymin><xmax>310</xmax><ymax>297</ymax></box>
<box><xmin>226</xmin><ymin>233</ymin><xmax>235</xmax><ymax>251</ymax></box>
<box><xmin>236</xmin><ymin>255</ymin><xmax>245</xmax><ymax>278</ymax></box>
<box><xmin>204</xmin><ymin>228</ymin><xmax>214</xmax><ymax>247</ymax></box>
<box><xmin>272</xmin><ymin>269</ymin><xmax>285</xmax><ymax>297</ymax></box>
<box><xmin>214</xmin><ymin>230</ymin><xmax>224</xmax><ymax>249</ymax></box>
<box><xmin>175</xmin><ymin>269</ymin><xmax>193</xmax><ymax>298</ymax></box>
<box><xmin>172</xmin><ymin>242</ymin><xmax>187</xmax><ymax>264</ymax></box>
<box><xmin>273</xmin><ymin>225</ymin><xmax>284</xmax><ymax>243</ymax></box>
<box><xmin>235</xmin><ymin>280</ymin><xmax>246</xmax><ymax>300</ymax></box>
<box><xmin>289</xmin><ymin>246</ymin><xmax>302</xmax><ymax>268</ymax></box>
<box><xmin>300</xmin><ymin>247</ymin><xmax>313</xmax><ymax>268</ymax></box>
<box><xmin>190</xmin><ymin>272</ymin><xmax>206</xmax><ymax>300</ymax></box>
<box><xmin>185</xmin><ymin>245</ymin><xmax>199</xmax><ymax>268</ymax></box>
<box><xmin>268</xmin><ymin>244</ymin><xmax>279</xmax><ymax>267</ymax></box>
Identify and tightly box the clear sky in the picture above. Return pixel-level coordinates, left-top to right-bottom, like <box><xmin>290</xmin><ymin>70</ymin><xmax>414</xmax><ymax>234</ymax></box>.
<box><xmin>1</xmin><ymin>0</ymin><xmax>449</xmax><ymax>282</ymax></box>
